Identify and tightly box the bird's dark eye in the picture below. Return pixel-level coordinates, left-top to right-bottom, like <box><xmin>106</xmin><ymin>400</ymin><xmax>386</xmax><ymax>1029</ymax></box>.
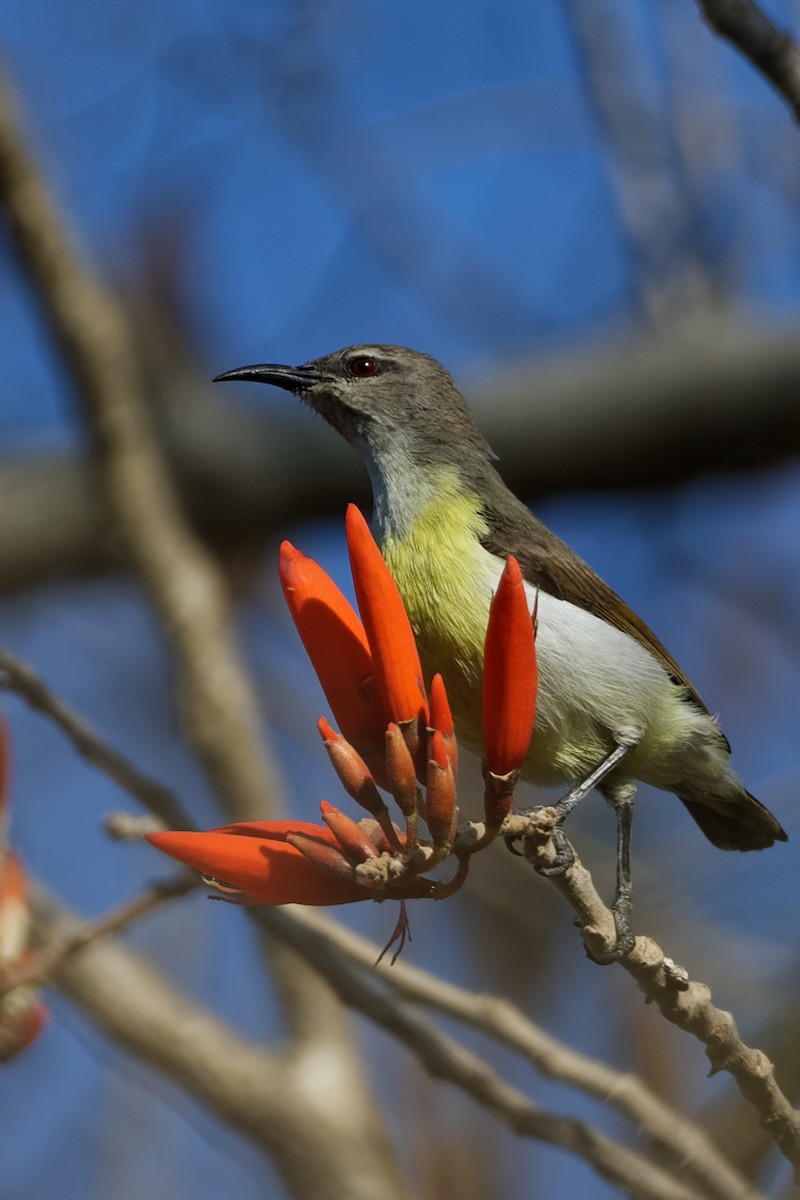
<box><xmin>349</xmin><ymin>356</ymin><xmax>377</xmax><ymax>378</ymax></box>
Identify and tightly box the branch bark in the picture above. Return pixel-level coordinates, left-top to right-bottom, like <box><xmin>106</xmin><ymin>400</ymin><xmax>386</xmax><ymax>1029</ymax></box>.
<box><xmin>504</xmin><ymin>809</ymin><xmax>800</xmax><ymax>1179</ymax></box>
<box><xmin>695</xmin><ymin>0</ymin><xmax>800</xmax><ymax>121</ymax></box>
<box><xmin>3</xmin><ymin>311</ymin><xmax>800</xmax><ymax>597</ymax></box>
<box><xmin>29</xmin><ymin>886</ymin><xmax>415</xmax><ymax>1200</ymax></box>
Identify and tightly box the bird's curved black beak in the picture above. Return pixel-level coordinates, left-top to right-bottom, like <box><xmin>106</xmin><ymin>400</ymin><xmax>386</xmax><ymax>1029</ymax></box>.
<box><xmin>212</xmin><ymin>363</ymin><xmax>327</xmax><ymax>393</ymax></box>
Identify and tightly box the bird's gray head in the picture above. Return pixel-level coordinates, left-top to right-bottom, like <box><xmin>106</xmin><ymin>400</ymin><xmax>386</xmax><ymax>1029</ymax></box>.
<box><xmin>213</xmin><ymin>344</ymin><xmax>495</xmax><ymax>480</ymax></box>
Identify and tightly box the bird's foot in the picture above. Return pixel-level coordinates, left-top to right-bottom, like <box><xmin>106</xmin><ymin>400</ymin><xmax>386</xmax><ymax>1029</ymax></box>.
<box><xmin>584</xmin><ymin>892</ymin><xmax>636</xmax><ymax>964</ymax></box>
<box><xmin>534</xmin><ymin>826</ymin><xmax>575</xmax><ymax>876</ymax></box>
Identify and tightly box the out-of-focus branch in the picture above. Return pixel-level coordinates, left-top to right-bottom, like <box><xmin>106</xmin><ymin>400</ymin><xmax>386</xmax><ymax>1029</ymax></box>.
<box><xmin>0</xmin><ymin>62</ymin><xmax>399</xmax><ymax>1164</ymax></box>
<box><xmin>30</xmin><ymin>886</ymin><xmax>415</xmax><ymax>1200</ymax></box>
<box><xmin>3</xmin><ymin>311</ymin><xmax>800</xmax><ymax>596</ymax></box>
<box><xmin>695</xmin><ymin>0</ymin><xmax>800</xmax><ymax>121</ymax></box>
<box><xmin>275</xmin><ymin>907</ymin><xmax>760</xmax><ymax>1200</ymax></box>
<box><xmin>0</xmin><ymin>649</ymin><xmax>192</xmax><ymax>830</ymax></box>
<box><xmin>0</xmin><ymin>873</ymin><xmax>194</xmax><ymax>998</ymax></box>
<box><xmin>0</xmin><ymin>64</ymin><xmax>278</xmax><ymax>824</ymax></box>
<box><xmin>260</xmin><ymin>910</ymin><xmax>710</xmax><ymax>1200</ymax></box>
<box><xmin>503</xmin><ymin>810</ymin><xmax>800</xmax><ymax>1179</ymax></box>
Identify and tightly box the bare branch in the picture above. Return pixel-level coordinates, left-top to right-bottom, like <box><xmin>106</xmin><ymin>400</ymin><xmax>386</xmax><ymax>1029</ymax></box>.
<box><xmin>0</xmin><ymin>649</ymin><xmax>192</xmax><ymax>830</ymax></box>
<box><xmin>505</xmin><ymin>810</ymin><xmax>800</xmax><ymax>1178</ymax></box>
<box><xmin>0</xmin><ymin>64</ymin><xmax>280</xmax><ymax>825</ymax></box>
<box><xmin>260</xmin><ymin>908</ymin><xmax>710</xmax><ymax>1200</ymax></box>
<box><xmin>30</xmin><ymin>885</ymin><xmax>416</xmax><ymax>1200</ymax></box>
<box><xmin>3</xmin><ymin>311</ymin><xmax>800</xmax><ymax>597</ymax></box>
<box><xmin>695</xmin><ymin>0</ymin><xmax>800</xmax><ymax>121</ymax></box>
<box><xmin>0</xmin><ymin>62</ymin><xmax>391</xmax><ymax>1143</ymax></box>
<box><xmin>0</xmin><ymin>872</ymin><xmax>195</xmax><ymax>998</ymax></box>
<box><xmin>280</xmin><ymin>908</ymin><xmax>760</xmax><ymax>1200</ymax></box>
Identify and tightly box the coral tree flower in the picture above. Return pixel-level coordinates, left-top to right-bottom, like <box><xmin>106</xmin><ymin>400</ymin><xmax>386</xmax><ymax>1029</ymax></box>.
<box><xmin>482</xmin><ymin>556</ymin><xmax>538</xmax><ymax>778</ymax></box>
<box><xmin>0</xmin><ymin>718</ymin><xmax>48</xmax><ymax>1061</ymax></box>
<box><xmin>146</xmin><ymin>813</ymin><xmax>435</xmax><ymax>907</ymax></box>
<box><xmin>345</xmin><ymin>504</ymin><xmax>429</xmax><ymax>734</ymax></box>
<box><xmin>147</xmin><ymin>521</ymin><xmax>540</xmax><ymax>919</ymax></box>
<box><xmin>279</xmin><ymin>541</ymin><xmax>388</xmax><ymax>747</ymax></box>
<box><xmin>147</xmin><ymin>822</ymin><xmax>370</xmax><ymax>906</ymax></box>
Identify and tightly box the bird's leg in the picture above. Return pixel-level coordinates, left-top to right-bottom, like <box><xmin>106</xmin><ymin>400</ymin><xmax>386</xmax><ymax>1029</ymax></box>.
<box><xmin>590</xmin><ymin>778</ymin><xmax>637</xmax><ymax>962</ymax></box>
<box><xmin>552</xmin><ymin>740</ymin><xmax>633</xmax><ymax>823</ymax></box>
<box><xmin>526</xmin><ymin>740</ymin><xmax>634</xmax><ymax>875</ymax></box>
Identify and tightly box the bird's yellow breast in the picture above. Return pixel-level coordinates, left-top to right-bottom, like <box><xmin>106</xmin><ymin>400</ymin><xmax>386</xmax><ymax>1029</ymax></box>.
<box><xmin>381</xmin><ymin>473</ymin><xmax>498</xmax><ymax>752</ymax></box>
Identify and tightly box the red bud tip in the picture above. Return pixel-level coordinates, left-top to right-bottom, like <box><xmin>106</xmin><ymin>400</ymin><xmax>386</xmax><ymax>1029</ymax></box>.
<box><xmin>429</xmin><ymin>674</ymin><xmax>454</xmax><ymax>737</ymax></box>
<box><xmin>482</xmin><ymin>556</ymin><xmax>538</xmax><ymax>777</ymax></box>
<box><xmin>317</xmin><ymin>716</ymin><xmax>338</xmax><ymax>745</ymax></box>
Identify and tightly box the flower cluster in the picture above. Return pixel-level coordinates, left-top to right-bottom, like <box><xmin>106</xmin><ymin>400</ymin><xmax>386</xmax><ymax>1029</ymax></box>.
<box><xmin>0</xmin><ymin>719</ymin><xmax>48</xmax><ymax>1062</ymax></box>
<box><xmin>147</xmin><ymin>505</ymin><xmax>537</xmax><ymax>918</ymax></box>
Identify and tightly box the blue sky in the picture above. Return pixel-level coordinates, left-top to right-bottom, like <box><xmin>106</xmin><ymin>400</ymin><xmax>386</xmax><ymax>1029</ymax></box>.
<box><xmin>1</xmin><ymin>2</ymin><xmax>799</xmax><ymax>1197</ymax></box>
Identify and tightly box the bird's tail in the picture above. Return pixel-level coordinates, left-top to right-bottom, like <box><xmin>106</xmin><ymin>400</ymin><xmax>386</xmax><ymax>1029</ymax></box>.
<box><xmin>678</xmin><ymin>787</ymin><xmax>787</xmax><ymax>851</ymax></box>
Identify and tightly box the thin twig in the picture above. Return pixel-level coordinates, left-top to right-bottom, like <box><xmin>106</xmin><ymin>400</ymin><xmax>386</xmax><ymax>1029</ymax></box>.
<box><xmin>0</xmin><ymin>649</ymin><xmax>192</xmax><ymax>831</ymax></box>
<box><xmin>28</xmin><ymin>885</ymin><xmax>415</xmax><ymax>1200</ymax></box>
<box><xmin>0</xmin><ymin>63</ymin><xmax>280</xmax><ymax>826</ymax></box>
<box><xmin>261</xmin><ymin>906</ymin><xmax>710</xmax><ymax>1200</ymax></box>
<box><xmin>279</xmin><ymin>907</ymin><xmax>760</xmax><ymax>1200</ymax></box>
<box><xmin>504</xmin><ymin>809</ymin><xmax>800</xmax><ymax>1179</ymax></box>
<box><xmin>0</xmin><ymin>872</ymin><xmax>195</xmax><ymax>998</ymax></box>
<box><xmin>695</xmin><ymin>0</ymin><xmax>800</xmax><ymax>121</ymax></box>
<box><xmin>0</xmin><ymin>62</ymin><xmax>395</xmax><ymax>1184</ymax></box>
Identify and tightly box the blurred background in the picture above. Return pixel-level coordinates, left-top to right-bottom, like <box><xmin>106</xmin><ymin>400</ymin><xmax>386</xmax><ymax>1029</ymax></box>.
<box><xmin>1</xmin><ymin>1</ymin><xmax>799</xmax><ymax>1197</ymax></box>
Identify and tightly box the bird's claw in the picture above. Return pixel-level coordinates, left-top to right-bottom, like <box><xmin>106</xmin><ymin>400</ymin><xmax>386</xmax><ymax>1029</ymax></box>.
<box><xmin>584</xmin><ymin>898</ymin><xmax>636</xmax><ymax>964</ymax></box>
<box><xmin>534</xmin><ymin>826</ymin><xmax>575</xmax><ymax>876</ymax></box>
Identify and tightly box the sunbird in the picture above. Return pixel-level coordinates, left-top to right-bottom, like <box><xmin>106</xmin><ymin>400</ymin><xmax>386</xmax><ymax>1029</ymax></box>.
<box><xmin>215</xmin><ymin>345</ymin><xmax>786</xmax><ymax>953</ymax></box>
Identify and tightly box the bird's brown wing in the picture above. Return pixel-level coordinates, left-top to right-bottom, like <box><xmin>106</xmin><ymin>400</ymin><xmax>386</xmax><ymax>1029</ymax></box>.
<box><xmin>479</xmin><ymin>499</ymin><xmax>713</xmax><ymax>719</ymax></box>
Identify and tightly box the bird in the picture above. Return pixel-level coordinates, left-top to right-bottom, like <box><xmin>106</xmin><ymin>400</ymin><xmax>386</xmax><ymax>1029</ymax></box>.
<box><xmin>214</xmin><ymin>344</ymin><xmax>787</xmax><ymax>953</ymax></box>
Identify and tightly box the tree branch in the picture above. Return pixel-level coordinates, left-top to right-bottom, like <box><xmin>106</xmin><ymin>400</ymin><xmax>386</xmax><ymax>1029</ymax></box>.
<box><xmin>0</xmin><ymin>649</ymin><xmax>192</xmax><ymax>830</ymax></box>
<box><xmin>278</xmin><ymin>907</ymin><xmax>760</xmax><ymax>1200</ymax></box>
<box><xmin>260</xmin><ymin>909</ymin><xmax>711</xmax><ymax>1200</ymax></box>
<box><xmin>504</xmin><ymin>809</ymin><xmax>800</xmax><ymax>1178</ymax></box>
<box><xmin>695</xmin><ymin>0</ymin><xmax>800</xmax><ymax>121</ymax></box>
<box><xmin>29</xmin><ymin>885</ymin><xmax>415</xmax><ymax>1200</ymax></box>
<box><xmin>0</xmin><ymin>63</ymin><xmax>279</xmax><ymax>824</ymax></box>
<box><xmin>2</xmin><ymin>310</ymin><xmax>800</xmax><ymax>597</ymax></box>
<box><xmin>0</xmin><ymin>873</ymin><xmax>195</xmax><ymax>998</ymax></box>
<box><xmin>0</xmin><ymin>61</ymin><xmax>402</xmax><ymax>1169</ymax></box>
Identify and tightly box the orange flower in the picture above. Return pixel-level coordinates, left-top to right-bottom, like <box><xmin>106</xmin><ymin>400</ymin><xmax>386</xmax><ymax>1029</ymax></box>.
<box><xmin>345</xmin><ymin>505</ymin><xmax>428</xmax><ymax>731</ymax></box>
<box><xmin>0</xmin><ymin>849</ymin><xmax>49</xmax><ymax>1061</ymax></box>
<box><xmin>429</xmin><ymin>672</ymin><xmax>457</xmax><ymax>774</ymax></box>
<box><xmin>482</xmin><ymin>556</ymin><xmax>538</xmax><ymax>777</ymax></box>
<box><xmin>147</xmin><ymin>815</ymin><xmax>436</xmax><ymax>906</ymax></box>
<box><xmin>147</xmin><ymin>822</ymin><xmax>370</xmax><ymax>906</ymax></box>
<box><xmin>279</xmin><ymin>541</ymin><xmax>388</xmax><ymax>746</ymax></box>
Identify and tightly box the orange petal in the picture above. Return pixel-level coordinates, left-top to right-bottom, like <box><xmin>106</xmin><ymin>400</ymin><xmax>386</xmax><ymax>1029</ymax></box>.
<box><xmin>0</xmin><ymin>998</ymin><xmax>48</xmax><ymax>1063</ymax></box>
<box><xmin>482</xmin><ymin>557</ymin><xmax>538</xmax><ymax>777</ymax></box>
<box><xmin>345</xmin><ymin>506</ymin><xmax>428</xmax><ymax>729</ymax></box>
<box><xmin>146</xmin><ymin>827</ymin><xmax>368</xmax><ymax>906</ymax></box>
<box><xmin>279</xmin><ymin>541</ymin><xmax>388</xmax><ymax>746</ymax></box>
<box><xmin>428</xmin><ymin>673</ymin><xmax>458</xmax><ymax>775</ymax></box>
<box><xmin>0</xmin><ymin>852</ymin><xmax>30</xmax><ymax>964</ymax></box>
